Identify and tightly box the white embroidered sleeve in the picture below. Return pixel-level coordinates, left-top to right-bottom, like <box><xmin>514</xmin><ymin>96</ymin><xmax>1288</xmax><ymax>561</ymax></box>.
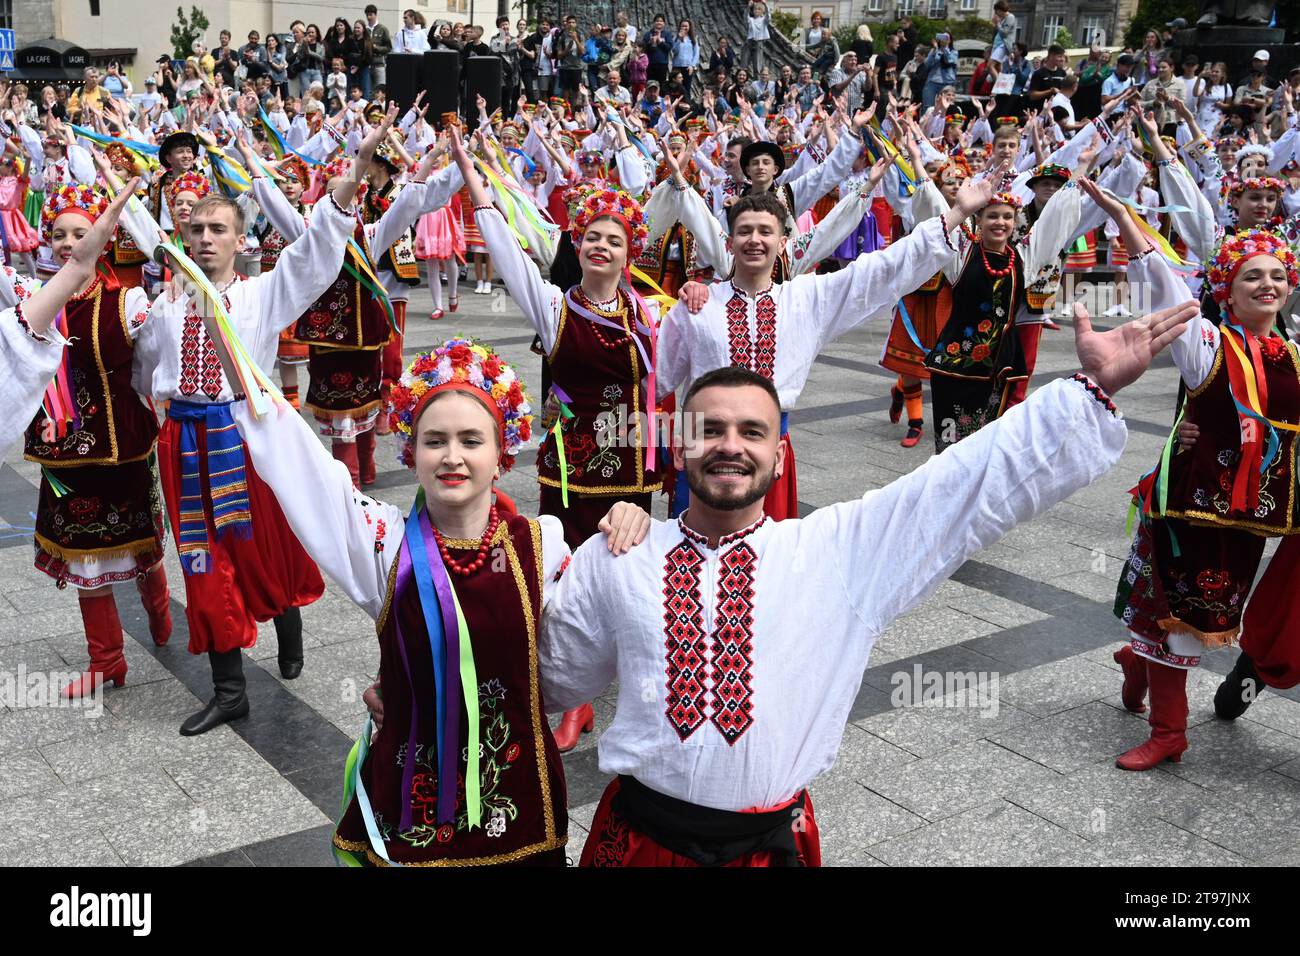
<box><xmin>538</xmin><ymin>534</ymin><xmax>620</xmax><ymax>711</ymax></box>
<box><xmin>232</xmin><ymin>399</ymin><xmax>404</xmax><ymax>620</ymax></box>
<box><xmin>476</xmin><ymin>207</ymin><xmax>564</xmax><ymax>352</ymax></box>
<box><xmin>0</xmin><ymin>305</ymin><xmax>71</xmax><ymax>455</ymax></box>
<box><xmin>808</xmin><ymin>376</ymin><xmax>1127</xmax><ymax>637</ymax></box>
<box><xmin>1127</xmin><ymin>251</ymin><xmax>1217</xmax><ymax>390</ymax></box>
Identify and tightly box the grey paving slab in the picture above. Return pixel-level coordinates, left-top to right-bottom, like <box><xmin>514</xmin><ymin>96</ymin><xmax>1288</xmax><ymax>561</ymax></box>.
<box><xmin>0</xmin><ymin>748</ymin><xmax>62</xmax><ymax>801</ymax></box>
<box><xmin>1162</xmin><ymin>718</ymin><xmax>1300</xmax><ymax>791</ymax></box>
<box><xmin>988</xmin><ymin>701</ymin><xmax>1153</xmax><ymax>774</ymax></box>
<box><xmin>868</xmin><ymin>800</ymin><xmax>1096</xmax><ymax>866</ymax></box>
<box><xmin>855</xmin><ymin>687</ymin><xmax>1034</xmax><ymax>759</ymax></box>
<box><xmin>1157</xmin><ymin>772</ymin><xmax>1300</xmax><ymax>861</ymax></box>
<box><xmin>0</xmin><ymin>827</ymin><xmax>125</xmax><ymax>867</ymax></box>
<box><xmin>102</xmin><ymin>678</ymin><xmax>205</xmax><ymax>721</ymax></box>
<box><xmin>810</xmin><ymin>778</ymin><xmax>927</xmax><ymax>864</ymax></box>
<box><xmin>857</xmin><ymin>739</ymin><xmax>1064</xmax><ymax>823</ymax></box>
<box><xmin>995</xmin><ymin>656</ymin><xmax>1129</xmax><ymax>718</ymax></box>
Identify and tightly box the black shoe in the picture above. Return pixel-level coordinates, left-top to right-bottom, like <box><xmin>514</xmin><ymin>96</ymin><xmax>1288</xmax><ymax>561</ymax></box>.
<box><xmin>274</xmin><ymin>607</ymin><xmax>304</xmax><ymax>680</ymax></box>
<box><xmin>181</xmin><ymin>649</ymin><xmax>249</xmax><ymax>736</ymax></box>
<box><xmin>1214</xmin><ymin>651</ymin><xmax>1262</xmax><ymax>721</ymax></box>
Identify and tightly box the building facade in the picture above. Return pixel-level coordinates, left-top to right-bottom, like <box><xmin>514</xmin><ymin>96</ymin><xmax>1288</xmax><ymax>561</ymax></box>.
<box><xmin>11</xmin><ymin>0</ymin><xmax>500</xmax><ymax>84</ymax></box>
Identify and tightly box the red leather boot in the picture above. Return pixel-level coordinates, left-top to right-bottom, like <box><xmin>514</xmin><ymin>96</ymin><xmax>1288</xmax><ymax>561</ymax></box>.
<box><xmin>553</xmin><ymin>703</ymin><xmax>595</xmax><ymax>752</ymax></box>
<box><xmin>1114</xmin><ymin>644</ymin><xmax>1148</xmax><ymax>713</ymax></box>
<box><xmin>357</xmin><ymin>429</ymin><xmax>377</xmax><ymax>486</ymax></box>
<box><xmin>1116</xmin><ymin>659</ymin><xmax>1188</xmax><ymax>770</ymax></box>
<box><xmin>332</xmin><ymin>439</ymin><xmax>361</xmax><ymax>490</ymax></box>
<box><xmin>136</xmin><ymin>565</ymin><xmax>173</xmax><ymax>646</ymax></box>
<box><xmin>62</xmin><ymin>593</ymin><xmax>128</xmax><ymax>698</ymax></box>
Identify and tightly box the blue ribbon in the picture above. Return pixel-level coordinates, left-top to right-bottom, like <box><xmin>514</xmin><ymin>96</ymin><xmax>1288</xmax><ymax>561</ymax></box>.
<box><xmin>403</xmin><ymin>496</ymin><xmax>449</xmax><ymax>822</ymax></box>
<box><xmin>895</xmin><ymin>298</ymin><xmax>926</xmax><ymax>352</ymax></box>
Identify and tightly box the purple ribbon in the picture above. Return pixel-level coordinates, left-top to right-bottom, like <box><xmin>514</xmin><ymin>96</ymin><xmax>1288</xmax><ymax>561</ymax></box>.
<box><xmin>392</xmin><ymin>538</ymin><xmax>421</xmax><ymax>833</ymax></box>
<box><xmin>417</xmin><ymin>507</ymin><xmax>463</xmax><ymax>826</ymax></box>
<box><xmin>563</xmin><ymin>287</ymin><xmax>654</xmax><ymax>372</ymax></box>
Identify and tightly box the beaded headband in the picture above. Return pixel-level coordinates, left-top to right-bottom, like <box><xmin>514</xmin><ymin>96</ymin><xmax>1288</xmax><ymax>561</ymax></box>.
<box><xmin>390</xmin><ymin>339</ymin><xmax>533</xmax><ymax>470</ymax></box>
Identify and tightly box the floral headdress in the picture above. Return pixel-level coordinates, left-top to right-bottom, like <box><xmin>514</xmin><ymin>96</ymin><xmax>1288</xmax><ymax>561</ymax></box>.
<box><xmin>166</xmin><ymin>171</ymin><xmax>211</xmax><ymax>213</ymax></box>
<box><xmin>1235</xmin><ymin>143</ymin><xmax>1273</xmax><ymax>166</ymax></box>
<box><xmin>570</xmin><ymin>186</ymin><xmax>648</xmax><ymax>257</ymax></box>
<box><xmin>1026</xmin><ymin>162</ymin><xmax>1070</xmax><ymax>185</ymax></box>
<box><xmin>389</xmin><ymin>339</ymin><xmax>533</xmax><ymax>470</ymax></box>
<box><xmin>277</xmin><ymin>155</ymin><xmax>312</xmax><ymax>190</ymax></box>
<box><xmin>499</xmin><ymin>120</ymin><xmax>525</xmax><ymax>143</ymax></box>
<box><xmin>41</xmin><ymin>184</ymin><xmax>111</xmax><ymax>245</ymax></box>
<box><xmin>1229</xmin><ymin>176</ymin><xmax>1286</xmax><ymax>199</ymax></box>
<box><xmin>1206</xmin><ymin>229</ymin><xmax>1299</xmax><ymax>305</ymax></box>
<box><xmin>933</xmin><ymin>154</ymin><xmax>971</xmax><ymax>184</ymax></box>
<box><xmin>984</xmin><ymin>190</ymin><xmax>1023</xmax><ymax>210</ymax></box>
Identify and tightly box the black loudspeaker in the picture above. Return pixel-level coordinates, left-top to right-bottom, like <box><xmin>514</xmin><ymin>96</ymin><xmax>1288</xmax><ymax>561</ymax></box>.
<box><xmin>466</xmin><ymin>55</ymin><xmax>503</xmax><ymax>128</ymax></box>
<box><xmin>422</xmin><ymin>49</ymin><xmax>461</xmax><ymax>121</ymax></box>
<box><xmin>385</xmin><ymin>53</ymin><xmax>424</xmax><ymax>112</ymax></box>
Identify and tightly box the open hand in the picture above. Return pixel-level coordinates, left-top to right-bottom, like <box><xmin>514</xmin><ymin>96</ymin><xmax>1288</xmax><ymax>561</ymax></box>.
<box><xmin>1074</xmin><ymin>300</ymin><xmax>1199</xmax><ymax>394</ymax></box>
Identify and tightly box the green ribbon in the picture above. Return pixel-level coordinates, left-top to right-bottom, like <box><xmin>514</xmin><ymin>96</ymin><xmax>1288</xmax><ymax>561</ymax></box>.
<box><xmin>449</xmin><ymin>577</ymin><xmax>482</xmax><ymax>830</ymax></box>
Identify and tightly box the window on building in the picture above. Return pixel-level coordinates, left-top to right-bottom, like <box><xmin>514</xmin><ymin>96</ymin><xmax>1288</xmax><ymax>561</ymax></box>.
<box><xmin>1080</xmin><ymin>15</ymin><xmax>1107</xmax><ymax>46</ymax></box>
<box><xmin>868</xmin><ymin>0</ymin><xmax>884</xmax><ymax>11</ymax></box>
<box><xmin>0</xmin><ymin>0</ymin><xmax>12</xmax><ymax>30</ymax></box>
<box><xmin>1041</xmin><ymin>14</ymin><xmax>1065</xmax><ymax>47</ymax></box>
<box><xmin>895</xmin><ymin>0</ymin><xmax>915</xmax><ymax>17</ymax></box>
<box><xmin>928</xmin><ymin>0</ymin><xmax>946</xmax><ymax>19</ymax></box>
<box><xmin>960</xmin><ymin>0</ymin><xmax>977</xmax><ymax>10</ymax></box>
<box><xmin>90</xmin><ymin>0</ymin><xmax>101</xmax><ymax>15</ymax></box>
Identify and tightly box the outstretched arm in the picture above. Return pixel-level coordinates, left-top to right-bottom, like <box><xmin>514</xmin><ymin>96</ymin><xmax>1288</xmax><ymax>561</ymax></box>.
<box><xmin>452</xmin><ymin>127</ymin><xmax>564</xmax><ymax>349</ymax></box>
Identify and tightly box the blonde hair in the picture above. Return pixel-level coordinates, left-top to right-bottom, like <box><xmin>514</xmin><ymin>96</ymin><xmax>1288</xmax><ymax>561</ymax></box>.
<box><xmin>857</xmin><ymin>25</ymin><xmax>872</xmax><ymax>42</ymax></box>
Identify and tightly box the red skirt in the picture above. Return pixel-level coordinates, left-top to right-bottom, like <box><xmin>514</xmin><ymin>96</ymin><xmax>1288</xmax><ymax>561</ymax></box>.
<box><xmin>881</xmin><ymin>282</ymin><xmax>952</xmax><ymax>381</ymax></box>
<box><xmin>1240</xmin><ymin>535</ymin><xmax>1300</xmax><ymax>688</ymax></box>
<box><xmin>579</xmin><ymin>777</ymin><xmax>821</xmax><ymax>867</ymax></box>
<box><xmin>158</xmin><ymin>418</ymin><xmax>324</xmax><ymax>654</ymax></box>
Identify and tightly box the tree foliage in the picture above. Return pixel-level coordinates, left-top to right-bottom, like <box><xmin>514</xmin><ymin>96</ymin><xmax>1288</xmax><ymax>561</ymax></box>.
<box><xmin>170</xmin><ymin>6</ymin><xmax>210</xmax><ymax>61</ymax></box>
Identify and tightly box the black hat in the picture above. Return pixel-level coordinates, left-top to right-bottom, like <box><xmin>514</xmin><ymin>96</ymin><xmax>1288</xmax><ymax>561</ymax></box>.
<box><xmin>740</xmin><ymin>140</ymin><xmax>785</xmax><ymax>174</ymax></box>
<box><xmin>158</xmin><ymin>131</ymin><xmax>199</xmax><ymax>169</ymax></box>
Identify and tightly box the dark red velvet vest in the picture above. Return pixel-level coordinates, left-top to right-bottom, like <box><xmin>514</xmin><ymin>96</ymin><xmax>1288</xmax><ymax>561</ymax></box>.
<box><xmin>24</xmin><ymin>277</ymin><xmax>158</xmax><ymax>467</ymax></box>
<box><xmin>536</xmin><ymin>287</ymin><xmax>662</xmax><ymax>495</ymax></box>
<box><xmin>1165</xmin><ymin>336</ymin><xmax>1300</xmax><ymax>534</ymax></box>
<box><xmin>334</xmin><ymin>515</ymin><xmax>568</xmax><ymax>866</ymax></box>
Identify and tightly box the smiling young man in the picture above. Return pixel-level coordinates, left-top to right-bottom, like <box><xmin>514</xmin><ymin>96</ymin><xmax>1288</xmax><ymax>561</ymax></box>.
<box><xmin>653</xmin><ymin>171</ymin><xmax>993</xmax><ymax>518</ymax></box>
<box><xmin>538</xmin><ymin>288</ymin><xmax>1198</xmax><ymax>866</ymax></box>
<box><xmin>120</xmin><ymin>110</ymin><xmax>398</xmax><ymax>735</ymax></box>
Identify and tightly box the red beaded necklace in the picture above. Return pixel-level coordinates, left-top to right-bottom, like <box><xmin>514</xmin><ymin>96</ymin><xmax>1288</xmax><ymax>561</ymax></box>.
<box><xmin>432</xmin><ymin>506</ymin><xmax>501</xmax><ymax>577</ymax></box>
<box><xmin>980</xmin><ymin>243</ymin><xmax>1016</xmax><ymax>278</ymax></box>
<box><xmin>575</xmin><ymin>286</ymin><xmax>634</xmax><ymax>349</ymax></box>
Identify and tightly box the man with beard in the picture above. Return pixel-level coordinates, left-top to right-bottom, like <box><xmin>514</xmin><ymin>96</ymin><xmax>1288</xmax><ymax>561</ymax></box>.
<box><xmin>533</xmin><ymin>287</ymin><xmax>1198</xmax><ymax>866</ymax></box>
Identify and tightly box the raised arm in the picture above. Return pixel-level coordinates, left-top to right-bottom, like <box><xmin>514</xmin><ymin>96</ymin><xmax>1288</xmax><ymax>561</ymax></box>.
<box><xmin>233</xmin><ymin>398</ymin><xmax>403</xmax><ymax>619</ymax></box>
<box><xmin>787</xmin><ymin>113</ymin><xmax>864</xmax><ymax>216</ymax></box>
<box><xmin>452</xmin><ymin>127</ymin><xmax>563</xmax><ymax>349</ymax></box>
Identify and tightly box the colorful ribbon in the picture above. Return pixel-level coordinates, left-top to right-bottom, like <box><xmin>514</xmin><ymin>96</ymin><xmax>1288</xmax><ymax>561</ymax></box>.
<box><xmin>39</xmin><ymin>309</ymin><xmax>80</xmax><ymax>441</ymax></box>
<box><xmin>69</xmin><ymin>125</ymin><xmax>161</xmax><ymax>171</ymax></box>
<box><xmin>549</xmin><ymin>383</ymin><xmax>577</xmax><ymax>508</ymax></box>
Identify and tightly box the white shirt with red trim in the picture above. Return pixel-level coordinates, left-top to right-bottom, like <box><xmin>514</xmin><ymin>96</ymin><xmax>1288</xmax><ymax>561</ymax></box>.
<box><xmin>539</xmin><ymin>375</ymin><xmax>1127</xmax><ymax>811</ymax></box>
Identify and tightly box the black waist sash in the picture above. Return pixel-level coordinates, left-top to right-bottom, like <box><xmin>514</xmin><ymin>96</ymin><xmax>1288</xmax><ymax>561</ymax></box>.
<box><xmin>611</xmin><ymin>775</ymin><xmax>807</xmax><ymax>867</ymax></box>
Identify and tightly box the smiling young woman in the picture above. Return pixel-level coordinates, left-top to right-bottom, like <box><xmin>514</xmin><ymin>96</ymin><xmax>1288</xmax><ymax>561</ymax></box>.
<box><xmin>1106</xmin><ymin>190</ymin><xmax>1300</xmax><ymax>770</ymax></box>
<box><xmin>233</xmin><ymin>338</ymin><xmax>648</xmax><ymax>866</ymax></box>
<box><xmin>449</xmin><ymin>126</ymin><xmax>664</xmax><ymax>751</ymax></box>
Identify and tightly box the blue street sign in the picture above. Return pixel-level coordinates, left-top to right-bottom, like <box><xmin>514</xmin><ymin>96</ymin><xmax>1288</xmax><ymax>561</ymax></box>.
<box><xmin>0</xmin><ymin>29</ymin><xmax>14</xmax><ymax>71</ymax></box>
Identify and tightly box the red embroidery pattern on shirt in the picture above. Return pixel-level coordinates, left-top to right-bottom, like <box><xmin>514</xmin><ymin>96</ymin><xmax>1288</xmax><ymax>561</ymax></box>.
<box><xmin>725</xmin><ymin>292</ymin><xmax>750</xmax><ymax>370</ymax></box>
<box><xmin>753</xmin><ymin>294</ymin><xmax>777</xmax><ymax>380</ymax></box>
<box><xmin>725</xmin><ymin>291</ymin><xmax>777</xmax><ymax>379</ymax></box>
<box><xmin>178</xmin><ymin>309</ymin><xmax>224</xmax><ymax>398</ymax></box>
<box><xmin>663</xmin><ymin>541</ymin><xmax>708</xmax><ymax>740</ymax></box>
<box><xmin>710</xmin><ymin>543</ymin><xmax>757</xmax><ymax>744</ymax></box>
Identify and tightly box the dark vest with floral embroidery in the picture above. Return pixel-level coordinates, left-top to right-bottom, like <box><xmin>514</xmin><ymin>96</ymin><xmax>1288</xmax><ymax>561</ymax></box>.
<box><xmin>537</xmin><ymin>288</ymin><xmax>663</xmax><ymax>496</ymax></box>
<box><xmin>334</xmin><ymin>515</ymin><xmax>568</xmax><ymax>866</ymax></box>
<box><xmin>292</xmin><ymin>223</ymin><xmax>393</xmax><ymax>350</ymax></box>
<box><xmin>1163</xmin><ymin>336</ymin><xmax>1300</xmax><ymax>535</ymax></box>
<box><xmin>24</xmin><ymin>278</ymin><xmax>157</xmax><ymax>467</ymax></box>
